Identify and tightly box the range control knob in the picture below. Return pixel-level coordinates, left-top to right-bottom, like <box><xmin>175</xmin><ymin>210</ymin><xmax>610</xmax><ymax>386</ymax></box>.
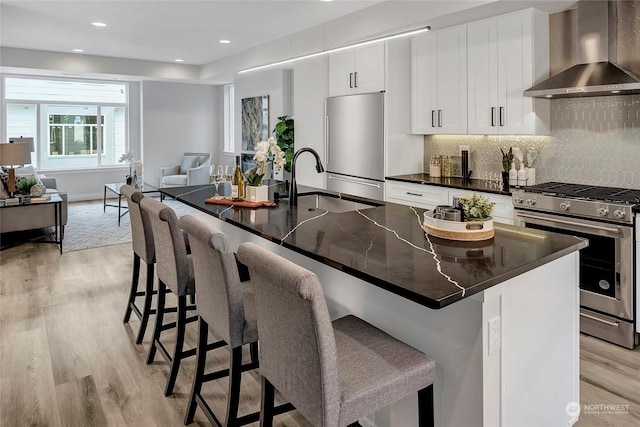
<box><xmin>614</xmin><ymin>209</ymin><xmax>626</xmax><ymax>219</ymax></box>
<box><xmin>514</xmin><ymin>196</ymin><xmax>524</xmax><ymax>204</ymax></box>
<box><xmin>526</xmin><ymin>198</ymin><xmax>536</xmax><ymax>206</ymax></box>
<box><xmin>597</xmin><ymin>207</ymin><xmax>609</xmax><ymax>216</ymax></box>
<box><xmin>559</xmin><ymin>201</ymin><xmax>571</xmax><ymax>211</ymax></box>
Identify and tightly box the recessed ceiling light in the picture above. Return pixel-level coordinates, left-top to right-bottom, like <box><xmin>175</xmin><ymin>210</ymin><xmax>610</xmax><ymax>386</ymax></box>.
<box><xmin>545</xmin><ymin>95</ymin><xmax>553</xmax><ymax>98</ymax></box>
<box><xmin>73</xmin><ymin>49</ymin><xmax>84</xmax><ymax>53</ymax></box>
<box><xmin>219</xmin><ymin>39</ymin><xmax>231</xmax><ymax>44</ymax></box>
<box><xmin>611</xmin><ymin>90</ymin><xmax>621</xmax><ymax>94</ymax></box>
<box><xmin>92</xmin><ymin>22</ymin><xmax>107</xmax><ymax>27</ymax></box>
<box><xmin>174</xmin><ymin>59</ymin><xmax>185</xmax><ymax>62</ymax></box>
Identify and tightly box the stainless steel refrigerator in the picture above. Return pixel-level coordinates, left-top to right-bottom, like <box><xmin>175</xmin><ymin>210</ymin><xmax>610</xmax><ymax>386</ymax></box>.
<box><xmin>325</xmin><ymin>92</ymin><xmax>385</xmax><ymax>200</ymax></box>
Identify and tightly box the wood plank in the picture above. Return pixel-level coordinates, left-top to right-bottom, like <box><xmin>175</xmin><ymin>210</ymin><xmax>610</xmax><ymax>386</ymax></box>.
<box><xmin>55</xmin><ymin>375</ymin><xmax>109</xmax><ymax>426</ymax></box>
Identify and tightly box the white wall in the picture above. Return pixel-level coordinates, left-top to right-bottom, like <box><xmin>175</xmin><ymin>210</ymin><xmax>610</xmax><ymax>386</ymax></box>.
<box><xmin>292</xmin><ymin>55</ymin><xmax>329</xmax><ymax>189</ymax></box>
<box><xmin>141</xmin><ymin>80</ymin><xmax>218</xmax><ymax>187</ymax></box>
<box><xmin>232</xmin><ymin>69</ymin><xmax>292</xmax><ymax>164</ymax></box>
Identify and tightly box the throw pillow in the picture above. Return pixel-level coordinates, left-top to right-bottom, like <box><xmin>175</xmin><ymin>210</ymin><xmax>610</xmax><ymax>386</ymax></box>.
<box><xmin>179</xmin><ymin>156</ymin><xmax>199</xmax><ymax>174</ymax></box>
<box><xmin>0</xmin><ymin>176</ymin><xmax>8</xmax><ymax>198</ymax></box>
<box><xmin>15</xmin><ymin>165</ymin><xmax>42</xmax><ymax>184</ymax></box>
<box><xmin>197</xmin><ymin>155</ymin><xmax>208</xmax><ymax>166</ymax></box>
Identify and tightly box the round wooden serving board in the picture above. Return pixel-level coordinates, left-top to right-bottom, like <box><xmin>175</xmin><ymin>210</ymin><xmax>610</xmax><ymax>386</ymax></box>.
<box><xmin>423</xmin><ymin>211</ymin><xmax>495</xmax><ymax>241</ymax></box>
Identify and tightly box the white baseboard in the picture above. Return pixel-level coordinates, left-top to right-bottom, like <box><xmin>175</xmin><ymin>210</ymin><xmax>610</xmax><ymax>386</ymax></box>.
<box><xmin>68</xmin><ymin>192</ymin><xmax>113</xmax><ymax>202</ymax></box>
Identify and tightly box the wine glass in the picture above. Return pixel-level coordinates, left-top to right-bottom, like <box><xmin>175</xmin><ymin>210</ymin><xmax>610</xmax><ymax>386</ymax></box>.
<box><xmin>212</xmin><ymin>165</ymin><xmax>223</xmax><ymax>199</ymax></box>
<box><xmin>223</xmin><ymin>164</ymin><xmax>233</xmax><ymax>197</ymax></box>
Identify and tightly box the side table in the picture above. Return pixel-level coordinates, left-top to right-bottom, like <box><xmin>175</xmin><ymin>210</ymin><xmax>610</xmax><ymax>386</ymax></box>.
<box><xmin>103</xmin><ymin>182</ymin><xmax>158</xmax><ymax>226</ymax></box>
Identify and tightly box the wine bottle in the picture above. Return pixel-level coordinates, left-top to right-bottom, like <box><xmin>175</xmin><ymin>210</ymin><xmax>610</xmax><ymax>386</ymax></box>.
<box><xmin>231</xmin><ymin>155</ymin><xmax>245</xmax><ymax>201</ymax></box>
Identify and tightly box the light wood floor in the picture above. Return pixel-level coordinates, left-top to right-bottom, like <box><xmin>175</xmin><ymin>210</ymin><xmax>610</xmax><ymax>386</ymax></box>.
<box><xmin>1</xmin><ymin>242</ymin><xmax>639</xmax><ymax>427</ymax></box>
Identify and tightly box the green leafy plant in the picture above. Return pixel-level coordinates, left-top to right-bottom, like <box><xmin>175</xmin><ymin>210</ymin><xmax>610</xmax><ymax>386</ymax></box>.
<box><xmin>500</xmin><ymin>147</ymin><xmax>514</xmax><ymax>172</ymax></box>
<box><xmin>272</xmin><ymin>115</ymin><xmax>294</xmax><ymax>173</ymax></box>
<box><xmin>457</xmin><ymin>193</ymin><xmax>495</xmax><ymax>221</ymax></box>
<box><xmin>17</xmin><ymin>177</ymin><xmax>39</xmax><ymax>194</ymax></box>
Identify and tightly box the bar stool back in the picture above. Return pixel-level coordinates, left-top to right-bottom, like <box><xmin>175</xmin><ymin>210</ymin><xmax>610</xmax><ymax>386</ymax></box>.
<box><xmin>140</xmin><ymin>197</ymin><xmax>197</xmax><ymax>397</ymax></box>
<box><xmin>237</xmin><ymin>242</ymin><xmax>436</xmax><ymax>427</ymax></box>
<box><xmin>121</xmin><ymin>185</ymin><xmax>155</xmax><ymax>344</ymax></box>
<box><xmin>179</xmin><ymin>215</ymin><xmax>261</xmax><ymax>426</ymax></box>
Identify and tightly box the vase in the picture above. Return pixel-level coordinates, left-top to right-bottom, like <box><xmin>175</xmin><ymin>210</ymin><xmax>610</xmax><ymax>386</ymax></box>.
<box><xmin>501</xmin><ymin>171</ymin><xmax>509</xmax><ymax>192</ymax></box>
<box><xmin>246</xmin><ymin>185</ymin><xmax>269</xmax><ymax>202</ymax></box>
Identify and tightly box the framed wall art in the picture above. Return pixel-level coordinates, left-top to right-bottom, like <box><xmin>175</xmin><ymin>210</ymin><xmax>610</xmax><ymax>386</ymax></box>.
<box><xmin>241</xmin><ymin>95</ymin><xmax>269</xmax><ymax>151</ymax></box>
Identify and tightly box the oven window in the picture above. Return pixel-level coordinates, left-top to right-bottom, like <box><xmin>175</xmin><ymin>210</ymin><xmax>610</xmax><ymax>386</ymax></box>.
<box><xmin>526</xmin><ymin>223</ymin><xmax>617</xmax><ymax>298</ymax></box>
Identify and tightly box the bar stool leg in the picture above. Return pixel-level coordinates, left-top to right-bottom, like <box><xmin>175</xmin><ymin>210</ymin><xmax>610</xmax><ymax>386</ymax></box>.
<box><xmin>165</xmin><ymin>295</ymin><xmax>187</xmax><ymax>396</ymax></box>
<box><xmin>123</xmin><ymin>253</ymin><xmax>141</xmax><ymax>323</ymax></box>
<box><xmin>250</xmin><ymin>341</ymin><xmax>258</xmax><ymax>365</ymax></box>
<box><xmin>260</xmin><ymin>377</ymin><xmax>276</xmax><ymax>427</ymax></box>
<box><xmin>135</xmin><ymin>263</ymin><xmax>155</xmax><ymax>344</ymax></box>
<box><xmin>147</xmin><ymin>280</ymin><xmax>167</xmax><ymax>364</ymax></box>
<box><xmin>418</xmin><ymin>385</ymin><xmax>434</xmax><ymax>427</ymax></box>
<box><xmin>225</xmin><ymin>346</ymin><xmax>244</xmax><ymax>426</ymax></box>
<box><xmin>185</xmin><ymin>317</ymin><xmax>208</xmax><ymax>425</ymax></box>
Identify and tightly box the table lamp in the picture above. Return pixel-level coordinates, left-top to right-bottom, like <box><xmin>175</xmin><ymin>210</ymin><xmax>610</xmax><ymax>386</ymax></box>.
<box><xmin>0</xmin><ymin>142</ymin><xmax>32</xmax><ymax>198</ymax></box>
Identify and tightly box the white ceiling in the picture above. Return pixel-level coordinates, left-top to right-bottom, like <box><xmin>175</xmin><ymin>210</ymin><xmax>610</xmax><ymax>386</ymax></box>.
<box><xmin>0</xmin><ymin>0</ymin><xmax>384</xmax><ymax>65</ymax></box>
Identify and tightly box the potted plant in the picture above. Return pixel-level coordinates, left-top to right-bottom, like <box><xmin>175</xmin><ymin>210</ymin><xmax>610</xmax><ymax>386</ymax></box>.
<box><xmin>272</xmin><ymin>115</ymin><xmax>294</xmax><ymax>174</ymax></box>
<box><xmin>457</xmin><ymin>193</ymin><xmax>495</xmax><ymax>222</ymax></box>
<box><xmin>500</xmin><ymin>147</ymin><xmax>514</xmax><ymax>191</ymax></box>
<box><xmin>244</xmin><ymin>137</ymin><xmax>285</xmax><ymax>202</ymax></box>
<box><xmin>17</xmin><ymin>177</ymin><xmax>39</xmax><ymax>195</ymax></box>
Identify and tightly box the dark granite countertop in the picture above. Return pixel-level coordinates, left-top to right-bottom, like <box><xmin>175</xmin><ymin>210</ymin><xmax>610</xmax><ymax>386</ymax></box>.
<box><xmin>386</xmin><ymin>173</ymin><xmax>512</xmax><ymax>196</ymax></box>
<box><xmin>161</xmin><ymin>183</ymin><xmax>586</xmax><ymax>309</ymax></box>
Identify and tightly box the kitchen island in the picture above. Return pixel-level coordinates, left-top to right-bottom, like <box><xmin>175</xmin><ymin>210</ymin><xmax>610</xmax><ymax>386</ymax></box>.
<box><xmin>161</xmin><ymin>183</ymin><xmax>587</xmax><ymax>427</ymax></box>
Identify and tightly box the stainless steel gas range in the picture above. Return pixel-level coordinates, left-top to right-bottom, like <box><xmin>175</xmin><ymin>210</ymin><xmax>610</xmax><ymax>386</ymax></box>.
<box><xmin>512</xmin><ymin>182</ymin><xmax>639</xmax><ymax>349</ymax></box>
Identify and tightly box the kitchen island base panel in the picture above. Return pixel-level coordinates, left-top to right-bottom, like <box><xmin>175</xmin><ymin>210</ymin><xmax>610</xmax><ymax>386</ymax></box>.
<box><xmin>194</xmin><ymin>210</ymin><xmax>580</xmax><ymax>427</ymax></box>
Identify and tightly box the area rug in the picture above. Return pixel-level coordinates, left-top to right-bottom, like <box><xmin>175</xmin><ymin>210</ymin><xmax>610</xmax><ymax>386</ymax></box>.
<box><xmin>62</xmin><ymin>199</ymin><xmax>196</xmax><ymax>252</ymax></box>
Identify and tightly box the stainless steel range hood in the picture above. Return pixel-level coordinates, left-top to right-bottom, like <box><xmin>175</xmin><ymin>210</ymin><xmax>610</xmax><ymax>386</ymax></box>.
<box><xmin>524</xmin><ymin>0</ymin><xmax>640</xmax><ymax>98</ymax></box>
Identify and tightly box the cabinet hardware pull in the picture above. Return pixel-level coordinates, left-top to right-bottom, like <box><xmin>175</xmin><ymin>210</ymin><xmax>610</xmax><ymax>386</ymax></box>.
<box><xmin>406</xmin><ymin>192</ymin><xmax>423</xmax><ymax>196</ymax></box>
<box><xmin>499</xmin><ymin>107</ymin><xmax>504</xmax><ymax>126</ymax></box>
<box><xmin>438</xmin><ymin>110</ymin><xmax>442</xmax><ymax>127</ymax></box>
<box><xmin>354</xmin><ymin>72</ymin><xmax>358</xmax><ymax>88</ymax></box>
<box><xmin>431</xmin><ymin>110</ymin><xmax>436</xmax><ymax>127</ymax></box>
<box><xmin>491</xmin><ymin>107</ymin><xmax>496</xmax><ymax>126</ymax></box>
<box><xmin>349</xmin><ymin>73</ymin><xmax>353</xmax><ymax>88</ymax></box>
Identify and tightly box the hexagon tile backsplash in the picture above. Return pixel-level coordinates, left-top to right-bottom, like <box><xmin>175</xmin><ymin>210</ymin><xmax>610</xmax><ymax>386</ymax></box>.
<box><xmin>424</xmin><ymin>94</ymin><xmax>640</xmax><ymax>189</ymax></box>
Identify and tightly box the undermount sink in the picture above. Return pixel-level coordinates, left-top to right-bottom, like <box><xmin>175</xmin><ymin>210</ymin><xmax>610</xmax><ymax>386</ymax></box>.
<box><xmin>295</xmin><ymin>192</ymin><xmax>382</xmax><ymax>213</ymax></box>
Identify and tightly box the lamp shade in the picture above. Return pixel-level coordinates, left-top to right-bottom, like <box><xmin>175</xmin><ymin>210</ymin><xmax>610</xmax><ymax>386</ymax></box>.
<box><xmin>0</xmin><ymin>142</ymin><xmax>32</xmax><ymax>166</ymax></box>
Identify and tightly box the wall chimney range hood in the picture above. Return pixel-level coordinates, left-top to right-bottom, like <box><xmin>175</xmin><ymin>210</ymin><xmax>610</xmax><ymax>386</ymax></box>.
<box><xmin>524</xmin><ymin>0</ymin><xmax>640</xmax><ymax>98</ymax></box>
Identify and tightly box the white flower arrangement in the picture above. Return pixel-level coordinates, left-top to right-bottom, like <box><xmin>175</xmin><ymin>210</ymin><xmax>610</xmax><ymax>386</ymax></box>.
<box><xmin>246</xmin><ymin>137</ymin><xmax>285</xmax><ymax>186</ymax></box>
<box><xmin>457</xmin><ymin>193</ymin><xmax>495</xmax><ymax>221</ymax></box>
<box><xmin>119</xmin><ymin>150</ymin><xmax>135</xmax><ymax>165</ymax></box>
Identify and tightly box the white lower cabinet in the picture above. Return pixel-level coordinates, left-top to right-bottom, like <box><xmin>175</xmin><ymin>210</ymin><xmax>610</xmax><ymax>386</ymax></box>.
<box><xmin>385</xmin><ymin>181</ymin><xmax>450</xmax><ymax>210</ymax></box>
<box><xmin>385</xmin><ymin>181</ymin><xmax>514</xmax><ymax>224</ymax></box>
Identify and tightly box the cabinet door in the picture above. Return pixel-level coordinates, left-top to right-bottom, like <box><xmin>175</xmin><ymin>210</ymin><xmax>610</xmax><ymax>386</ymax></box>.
<box><xmin>497</xmin><ymin>11</ymin><xmax>534</xmax><ymax>134</ymax></box>
<box><xmin>410</xmin><ymin>33</ymin><xmax>438</xmax><ymax>134</ymax></box>
<box><xmin>329</xmin><ymin>50</ymin><xmax>355</xmax><ymax>97</ymax></box>
<box><xmin>467</xmin><ymin>18</ymin><xmax>499</xmax><ymax>135</ymax></box>
<box><xmin>435</xmin><ymin>25</ymin><xmax>467</xmax><ymax>134</ymax></box>
<box><xmin>353</xmin><ymin>43</ymin><xmax>385</xmax><ymax>94</ymax></box>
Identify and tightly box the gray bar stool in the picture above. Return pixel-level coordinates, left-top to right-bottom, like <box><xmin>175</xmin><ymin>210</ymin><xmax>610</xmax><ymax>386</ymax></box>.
<box><xmin>140</xmin><ymin>197</ymin><xmax>198</xmax><ymax>396</ymax></box>
<box><xmin>121</xmin><ymin>185</ymin><xmax>157</xmax><ymax>344</ymax></box>
<box><xmin>237</xmin><ymin>242</ymin><xmax>436</xmax><ymax>427</ymax></box>
<box><xmin>179</xmin><ymin>215</ymin><xmax>293</xmax><ymax>426</ymax></box>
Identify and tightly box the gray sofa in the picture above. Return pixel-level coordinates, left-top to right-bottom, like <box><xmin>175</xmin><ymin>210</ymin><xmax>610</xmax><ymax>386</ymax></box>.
<box><xmin>0</xmin><ymin>177</ymin><xmax>68</xmax><ymax>237</ymax></box>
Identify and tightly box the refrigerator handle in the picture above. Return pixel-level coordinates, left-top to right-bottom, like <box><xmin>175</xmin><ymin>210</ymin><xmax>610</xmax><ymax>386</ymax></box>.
<box><xmin>325</xmin><ymin>115</ymin><xmax>330</xmax><ymax>167</ymax></box>
<box><xmin>329</xmin><ymin>175</ymin><xmax>382</xmax><ymax>188</ymax></box>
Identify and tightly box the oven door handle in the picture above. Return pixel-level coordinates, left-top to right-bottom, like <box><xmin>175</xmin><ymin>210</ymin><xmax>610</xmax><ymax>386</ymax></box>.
<box><xmin>580</xmin><ymin>312</ymin><xmax>620</xmax><ymax>328</ymax></box>
<box><xmin>516</xmin><ymin>213</ymin><xmax>622</xmax><ymax>234</ymax></box>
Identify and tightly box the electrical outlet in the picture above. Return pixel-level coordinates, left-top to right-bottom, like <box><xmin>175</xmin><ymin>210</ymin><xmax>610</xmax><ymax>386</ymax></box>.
<box><xmin>459</xmin><ymin>145</ymin><xmax>470</xmax><ymax>156</ymax></box>
<box><xmin>488</xmin><ymin>317</ymin><xmax>501</xmax><ymax>355</ymax></box>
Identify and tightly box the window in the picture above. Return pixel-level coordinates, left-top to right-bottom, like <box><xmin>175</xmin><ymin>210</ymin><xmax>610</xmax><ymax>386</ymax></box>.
<box><xmin>223</xmin><ymin>83</ymin><xmax>235</xmax><ymax>153</ymax></box>
<box><xmin>3</xmin><ymin>76</ymin><xmax>128</xmax><ymax>169</ymax></box>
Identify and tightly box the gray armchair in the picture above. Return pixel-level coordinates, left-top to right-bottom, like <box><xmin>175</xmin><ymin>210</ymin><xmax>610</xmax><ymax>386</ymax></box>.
<box><xmin>159</xmin><ymin>152</ymin><xmax>211</xmax><ymax>189</ymax></box>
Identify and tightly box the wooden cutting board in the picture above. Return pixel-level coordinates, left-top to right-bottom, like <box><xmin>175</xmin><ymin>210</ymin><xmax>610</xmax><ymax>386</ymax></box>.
<box><xmin>204</xmin><ymin>197</ymin><xmax>276</xmax><ymax>208</ymax></box>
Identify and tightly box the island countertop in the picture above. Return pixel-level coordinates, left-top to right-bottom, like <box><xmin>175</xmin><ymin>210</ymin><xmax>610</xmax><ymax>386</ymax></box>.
<box><xmin>160</xmin><ymin>184</ymin><xmax>587</xmax><ymax>309</ymax></box>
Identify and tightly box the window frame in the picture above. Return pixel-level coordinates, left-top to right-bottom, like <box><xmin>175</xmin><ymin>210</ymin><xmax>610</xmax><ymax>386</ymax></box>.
<box><xmin>2</xmin><ymin>75</ymin><xmax>130</xmax><ymax>171</ymax></box>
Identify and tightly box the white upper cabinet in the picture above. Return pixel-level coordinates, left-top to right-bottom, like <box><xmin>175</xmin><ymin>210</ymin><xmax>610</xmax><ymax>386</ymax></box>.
<box><xmin>329</xmin><ymin>43</ymin><xmax>385</xmax><ymax>96</ymax></box>
<box><xmin>410</xmin><ymin>25</ymin><xmax>467</xmax><ymax>134</ymax></box>
<box><xmin>467</xmin><ymin>9</ymin><xmax>550</xmax><ymax>135</ymax></box>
